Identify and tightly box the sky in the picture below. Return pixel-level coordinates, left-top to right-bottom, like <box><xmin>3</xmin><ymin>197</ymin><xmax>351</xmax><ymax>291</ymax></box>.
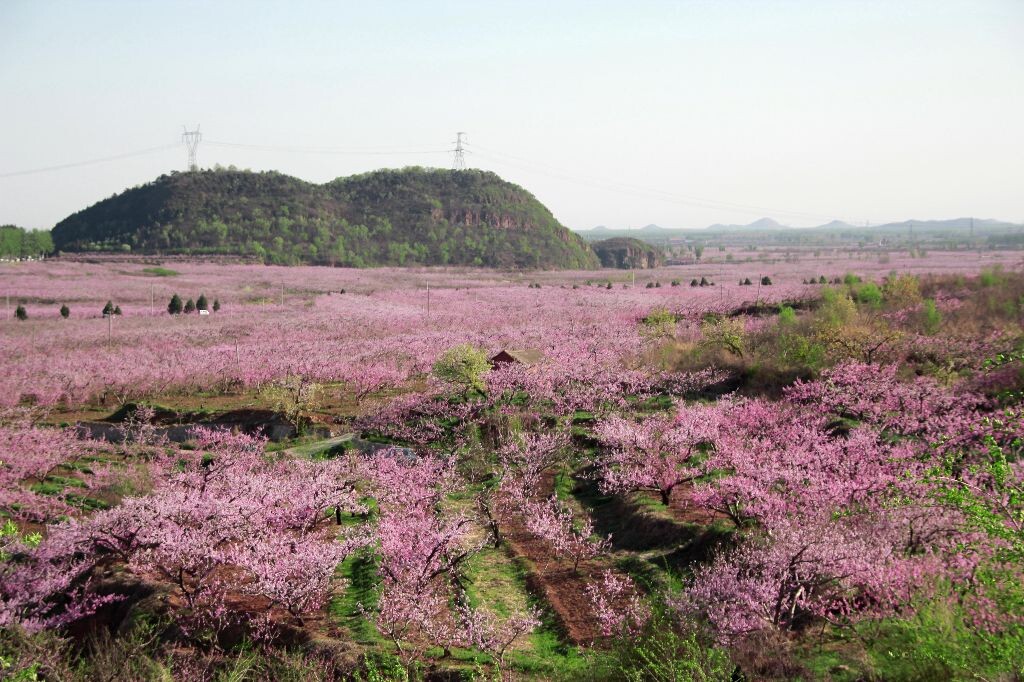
<box><xmin>1</xmin><ymin>0</ymin><xmax>1022</xmax><ymax>230</ymax></box>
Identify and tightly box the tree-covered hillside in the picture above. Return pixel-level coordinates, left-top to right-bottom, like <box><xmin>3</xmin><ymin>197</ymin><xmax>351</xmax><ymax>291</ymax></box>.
<box><xmin>50</xmin><ymin>167</ymin><xmax>599</xmax><ymax>269</ymax></box>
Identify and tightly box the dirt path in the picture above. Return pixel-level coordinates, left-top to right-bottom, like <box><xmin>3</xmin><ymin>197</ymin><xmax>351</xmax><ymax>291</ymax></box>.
<box><xmin>497</xmin><ymin>471</ymin><xmax>610</xmax><ymax>644</ymax></box>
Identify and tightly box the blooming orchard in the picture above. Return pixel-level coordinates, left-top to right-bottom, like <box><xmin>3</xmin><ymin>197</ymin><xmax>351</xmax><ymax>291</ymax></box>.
<box><xmin>0</xmin><ymin>257</ymin><xmax>1022</xmax><ymax>679</ymax></box>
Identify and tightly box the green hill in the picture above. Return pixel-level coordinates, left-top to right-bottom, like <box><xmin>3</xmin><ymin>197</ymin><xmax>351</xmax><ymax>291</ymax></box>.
<box><xmin>50</xmin><ymin>167</ymin><xmax>598</xmax><ymax>269</ymax></box>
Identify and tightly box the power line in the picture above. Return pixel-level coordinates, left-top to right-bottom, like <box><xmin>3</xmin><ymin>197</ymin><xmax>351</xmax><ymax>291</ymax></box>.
<box><xmin>0</xmin><ymin>130</ymin><xmax>865</xmax><ymax>225</ymax></box>
<box><xmin>204</xmin><ymin>140</ymin><xmax>450</xmax><ymax>155</ymax></box>
<box><xmin>0</xmin><ymin>144</ymin><xmax>179</xmax><ymax>179</ymax></box>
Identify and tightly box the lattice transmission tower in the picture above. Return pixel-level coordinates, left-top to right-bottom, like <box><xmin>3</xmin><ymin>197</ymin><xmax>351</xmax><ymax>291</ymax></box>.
<box><xmin>182</xmin><ymin>125</ymin><xmax>202</xmax><ymax>171</ymax></box>
<box><xmin>451</xmin><ymin>132</ymin><xmax>467</xmax><ymax>170</ymax></box>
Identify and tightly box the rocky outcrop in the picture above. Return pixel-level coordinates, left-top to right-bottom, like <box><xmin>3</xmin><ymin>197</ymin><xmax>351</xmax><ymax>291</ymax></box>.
<box><xmin>591</xmin><ymin>237</ymin><xmax>665</xmax><ymax>269</ymax></box>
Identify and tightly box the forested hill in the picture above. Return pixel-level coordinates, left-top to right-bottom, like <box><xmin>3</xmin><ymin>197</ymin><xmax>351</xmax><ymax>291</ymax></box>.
<box><xmin>50</xmin><ymin>167</ymin><xmax>599</xmax><ymax>269</ymax></box>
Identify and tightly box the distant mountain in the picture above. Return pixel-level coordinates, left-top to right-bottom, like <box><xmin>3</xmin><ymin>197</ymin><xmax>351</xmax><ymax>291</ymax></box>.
<box><xmin>874</xmin><ymin>218</ymin><xmax>1016</xmax><ymax>231</ymax></box>
<box><xmin>572</xmin><ymin>216</ymin><xmax>1021</xmax><ymax>239</ymax></box>
<box><xmin>51</xmin><ymin>167</ymin><xmax>599</xmax><ymax>269</ymax></box>
<box><xmin>815</xmin><ymin>220</ymin><xmax>857</xmax><ymax>230</ymax></box>
<box><xmin>706</xmin><ymin>217</ymin><xmax>788</xmax><ymax>231</ymax></box>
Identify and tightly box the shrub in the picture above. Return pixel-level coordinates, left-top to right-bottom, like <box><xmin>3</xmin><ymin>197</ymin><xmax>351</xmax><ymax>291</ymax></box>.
<box><xmin>979</xmin><ymin>266</ymin><xmax>1004</xmax><ymax>287</ymax></box>
<box><xmin>760</xmin><ymin>276</ymin><xmax>772</xmax><ymax>286</ymax></box>
<box><xmin>59</xmin><ymin>304</ymin><xmax>69</xmax><ymax>319</ymax></box>
<box><xmin>778</xmin><ymin>332</ymin><xmax>826</xmax><ymax>370</ymax></box>
<box><xmin>113</xmin><ymin>305</ymin><xmax>122</xmax><ymax>316</ymax></box>
<box><xmin>854</xmin><ymin>282</ymin><xmax>883</xmax><ymax>307</ymax></box>
<box><xmin>921</xmin><ymin>298</ymin><xmax>942</xmax><ymax>335</ymax></box>
<box><xmin>433</xmin><ymin>344</ymin><xmax>491</xmax><ymax>393</ymax></box>
<box><xmin>817</xmin><ymin>287</ymin><xmax>857</xmax><ymax>327</ymax></box>
<box><xmin>14</xmin><ymin>305</ymin><xmax>27</xmax><ymax>321</ymax></box>
<box><xmin>883</xmin><ymin>274</ymin><xmax>922</xmax><ymax>308</ymax></box>
<box><xmin>777</xmin><ymin>305</ymin><xmax>797</xmax><ymax>325</ymax></box>
<box><xmin>690</xmin><ymin>279</ymin><xmax>698</xmax><ymax>287</ymax></box>
<box><xmin>167</xmin><ymin>294</ymin><xmax>183</xmax><ymax>315</ymax></box>
<box><xmin>184</xmin><ymin>298</ymin><xmax>196</xmax><ymax>314</ymax></box>
<box><xmin>609</xmin><ymin>607</ymin><xmax>731</xmax><ymax>682</ymax></box>
<box><xmin>212</xmin><ymin>299</ymin><xmax>220</xmax><ymax>312</ymax></box>
<box><xmin>642</xmin><ymin>307</ymin><xmax>677</xmax><ymax>340</ymax></box>
<box><xmin>699</xmin><ymin>317</ymin><xmax>745</xmax><ymax>357</ymax></box>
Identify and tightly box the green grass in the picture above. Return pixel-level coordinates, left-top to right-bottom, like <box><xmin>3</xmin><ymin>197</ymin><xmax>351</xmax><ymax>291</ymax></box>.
<box><xmin>139</xmin><ymin>267</ymin><xmax>179</xmax><ymax>277</ymax></box>
<box><xmin>459</xmin><ymin>538</ymin><xmax>605</xmax><ymax>678</ymax></box>
<box><xmin>330</xmin><ymin>547</ymin><xmax>385</xmax><ymax>646</ymax></box>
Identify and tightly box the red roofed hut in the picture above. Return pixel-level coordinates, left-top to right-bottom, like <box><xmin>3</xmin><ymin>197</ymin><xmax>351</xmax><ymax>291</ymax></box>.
<box><xmin>489</xmin><ymin>349</ymin><xmax>545</xmax><ymax>369</ymax></box>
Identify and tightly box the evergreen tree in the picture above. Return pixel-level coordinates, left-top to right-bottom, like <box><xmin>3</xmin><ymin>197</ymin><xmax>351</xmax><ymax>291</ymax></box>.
<box><xmin>113</xmin><ymin>305</ymin><xmax>122</xmax><ymax>315</ymax></box>
<box><xmin>690</xmin><ymin>279</ymin><xmax>698</xmax><ymax>287</ymax></box>
<box><xmin>196</xmin><ymin>293</ymin><xmax>209</xmax><ymax>311</ymax></box>
<box><xmin>15</xmin><ymin>304</ymin><xmax>27</xmax><ymax>321</ymax></box>
<box><xmin>59</xmin><ymin>304</ymin><xmax>69</xmax><ymax>319</ymax></box>
<box><xmin>761</xmin><ymin>276</ymin><xmax>773</xmax><ymax>286</ymax></box>
<box><xmin>102</xmin><ymin>300</ymin><xmax>115</xmax><ymax>316</ymax></box>
<box><xmin>168</xmin><ymin>294</ymin><xmax>183</xmax><ymax>315</ymax></box>
<box><xmin>212</xmin><ymin>298</ymin><xmax>220</xmax><ymax>312</ymax></box>
<box><xmin>184</xmin><ymin>298</ymin><xmax>196</xmax><ymax>314</ymax></box>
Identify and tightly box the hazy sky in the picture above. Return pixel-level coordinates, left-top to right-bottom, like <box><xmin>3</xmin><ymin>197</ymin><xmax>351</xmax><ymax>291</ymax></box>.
<box><xmin>1</xmin><ymin>0</ymin><xmax>1022</xmax><ymax>230</ymax></box>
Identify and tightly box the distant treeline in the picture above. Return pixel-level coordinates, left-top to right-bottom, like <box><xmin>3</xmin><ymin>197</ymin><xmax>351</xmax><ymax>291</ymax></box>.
<box><xmin>0</xmin><ymin>225</ymin><xmax>53</xmax><ymax>259</ymax></box>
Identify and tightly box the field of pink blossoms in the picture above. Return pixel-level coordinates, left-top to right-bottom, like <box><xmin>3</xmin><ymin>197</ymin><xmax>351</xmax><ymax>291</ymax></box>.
<box><xmin>2</xmin><ymin>251</ymin><xmax>1024</xmax><ymax>681</ymax></box>
<box><xmin>2</xmin><ymin>250</ymin><xmax>1020</xmax><ymax>409</ymax></box>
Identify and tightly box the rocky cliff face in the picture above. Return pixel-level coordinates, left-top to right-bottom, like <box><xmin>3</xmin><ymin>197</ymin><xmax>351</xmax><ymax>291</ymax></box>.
<box><xmin>591</xmin><ymin>237</ymin><xmax>665</xmax><ymax>269</ymax></box>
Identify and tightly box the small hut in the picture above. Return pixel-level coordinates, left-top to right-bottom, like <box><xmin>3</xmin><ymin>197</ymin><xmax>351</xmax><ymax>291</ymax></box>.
<box><xmin>489</xmin><ymin>349</ymin><xmax>544</xmax><ymax>369</ymax></box>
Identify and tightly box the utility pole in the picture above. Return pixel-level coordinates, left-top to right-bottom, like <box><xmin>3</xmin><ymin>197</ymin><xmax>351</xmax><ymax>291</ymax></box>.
<box><xmin>107</xmin><ymin>310</ymin><xmax>112</xmax><ymax>344</ymax></box>
<box><xmin>280</xmin><ymin>284</ymin><xmax>284</xmax><ymax>307</ymax></box>
<box><xmin>182</xmin><ymin>125</ymin><xmax>202</xmax><ymax>171</ymax></box>
<box><xmin>426</xmin><ymin>284</ymin><xmax>431</xmax><ymax>317</ymax></box>
<box><xmin>150</xmin><ymin>284</ymin><xmax>154</xmax><ymax>316</ymax></box>
<box><xmin>451</xmin><ymin>132</ymin><xmax>467</xmax><ymax>170</ymax></box>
